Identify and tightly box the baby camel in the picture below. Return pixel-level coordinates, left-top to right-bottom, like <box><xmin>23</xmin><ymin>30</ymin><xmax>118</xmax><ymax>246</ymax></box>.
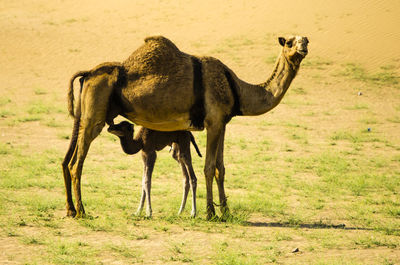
<box><xmin>108</xmin><ymin>121</ymin><xmax>202</xmax><ymax>217</ymax></box>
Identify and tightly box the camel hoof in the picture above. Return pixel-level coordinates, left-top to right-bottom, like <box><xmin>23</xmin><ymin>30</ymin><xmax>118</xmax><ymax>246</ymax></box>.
<box><xmin>219</xmin><ymin>212</ymin><xmax>233</xmax><ymax>222</ymax></box>
<box><xmin>220</xmin><ymin>206</ymin><xmax>231</xmax><ymax>219</ymax></box>
<box><xmin>74</xmin><ymin>213</ymin><xmax>85</xmax><ymax>219</ymax></box>
<box><xmin>74</xmin><ymin>209</ymin><xmax>86</xmax><ymax>219</ymax></box>
<box><xmin>206</xmin><ymin>211</ymin><xmax>216</xmax><ymax>221</ymax></box>
<box><xmin>206</xmin><ymin>204</ymin><xmax>216</xmax><ymax>220</ymax></box>
<box><xmin>66</xmin><ymin>209</ymin><xmax>77</xmax><ymax>217</ymax></box>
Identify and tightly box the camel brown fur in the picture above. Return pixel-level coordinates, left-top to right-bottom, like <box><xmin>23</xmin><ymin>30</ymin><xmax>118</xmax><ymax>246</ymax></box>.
<box><xmin>107</xmin><ymin>121</ymin><xmax>201</xmax><ymax>218</ymax></box>
<box><xmin>63</xmin><ymin>35</ymin><xmax>308</xmax><ymax>219</ymax></box>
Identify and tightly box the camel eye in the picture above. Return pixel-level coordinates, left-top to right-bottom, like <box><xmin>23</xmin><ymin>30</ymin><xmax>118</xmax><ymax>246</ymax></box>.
<box><xmin>286</xmin><ymin>40</ymin><xmax>293</xmax><ymax>48</ymax></box>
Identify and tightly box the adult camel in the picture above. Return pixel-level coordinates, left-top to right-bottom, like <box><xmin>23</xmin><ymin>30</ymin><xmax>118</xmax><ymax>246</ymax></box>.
<box><xmin>62</xmin><ymin>35</ymin><xmax>308</xmax><ymax>219</ymax></box>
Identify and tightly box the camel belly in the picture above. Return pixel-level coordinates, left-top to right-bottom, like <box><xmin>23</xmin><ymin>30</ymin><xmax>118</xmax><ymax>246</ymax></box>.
<box><xmin>125</xmin><ymin>112</ymin><xmax>196</xmax><ymax>131</ymax></box>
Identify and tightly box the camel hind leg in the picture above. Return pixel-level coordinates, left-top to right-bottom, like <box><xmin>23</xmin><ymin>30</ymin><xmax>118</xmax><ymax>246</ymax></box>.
<box><xmin>61</xmin><ymin>112</ymin><xmax>80</xmax><ymax>217</ymax></box>
<box><xmin>68</xmin><ymin>75</ymin><xmax>114</xmax><ymax>217</ymax></box>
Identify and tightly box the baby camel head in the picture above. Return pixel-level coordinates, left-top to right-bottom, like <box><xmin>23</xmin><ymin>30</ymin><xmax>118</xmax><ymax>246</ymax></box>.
<box><xmin>107</xmin><ymin>121</ymin><xmax>134</xmax><ymax>137</ymax></box>
<box><xmin>278</xmin><ymin>35</ymin><xmax>309</xmax><ymax>63</ymax></box>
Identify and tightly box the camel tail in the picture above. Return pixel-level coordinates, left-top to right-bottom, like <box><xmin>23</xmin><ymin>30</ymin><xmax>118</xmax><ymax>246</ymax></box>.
<box><xmin>189</xmin><ymin>132</ymin><xmax>202</xmax><ymax>157</ymax></box>
<box><xmin>68</xmin><ymin>71</ymin><xmax>89</xmax><ymax>117</ymax></box>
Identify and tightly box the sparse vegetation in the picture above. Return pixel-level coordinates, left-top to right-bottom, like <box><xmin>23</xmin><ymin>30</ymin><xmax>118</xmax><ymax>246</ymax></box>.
<box><xmin>1</xmin><ymin>1</ymin><xmax>400</xmax><ymax>264</ymax></box>
<box><xmin>337</xmin><ymin>62</ymin><xmax>399</xmax><ymax>86</ymax></box>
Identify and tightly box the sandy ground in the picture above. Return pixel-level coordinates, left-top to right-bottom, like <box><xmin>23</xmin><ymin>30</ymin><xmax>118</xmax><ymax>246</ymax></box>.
<box><xmin>1</xmin><ymin>0</ymin><xmax>399</xmax><ymax>144</ymax></box>
<box><xmin>0</xmin><ymin>0</ymin><xmax>399</xmax><ymax>263</ymax></box>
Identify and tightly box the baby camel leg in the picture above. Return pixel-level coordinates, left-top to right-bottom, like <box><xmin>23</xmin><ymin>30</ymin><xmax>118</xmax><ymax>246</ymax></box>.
<box><xmin>174</xmin><ymin>141</ymin><xmax>198</xmax><ymax>217</ymax></box>
<box><xmin>184</xmin><ymin>160</ymin><xmax>198</xmax><ymax>217</ymax></box>
<box><xmin>136</xmin><ymin>151</ymin><xmax>157</xmax><ymax>217</ymax></box>
<box><xmin>172</xmin><ymin>144</ymin><xmax>191</xmax><ymax>216</ymax></box>
<box><xmin>177</xmin><ymin>161</ymin><xmax>191</xmax><ymax>216</ymax></box>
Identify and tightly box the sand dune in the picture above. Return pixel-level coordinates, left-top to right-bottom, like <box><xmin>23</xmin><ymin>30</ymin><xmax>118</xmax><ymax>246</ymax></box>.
<box><xmin>0</xmin><ymin>0</ymin><xmax>398</xmax><ymax>87</ymax></box>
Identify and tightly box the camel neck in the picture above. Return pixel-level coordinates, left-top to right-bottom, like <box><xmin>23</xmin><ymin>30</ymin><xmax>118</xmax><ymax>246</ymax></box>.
<box><xmin>236</xmin><ymin>51</ymin><xmax>301</xmax><ymax>116</ymax></box>
<box><xmin>118</xmin><ymin>135</ymin><xmax>143</xmax><ymax>155</ymax></box>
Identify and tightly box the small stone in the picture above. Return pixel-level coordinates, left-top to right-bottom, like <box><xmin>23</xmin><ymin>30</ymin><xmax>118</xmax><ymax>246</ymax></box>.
<box><xmin>292</xmin><ymin>248</ymin><xmax>299</xmax><ymax>253</ymax></box>
<box><xmin>358</xmin><ymin>91</ymin><xmax>363</xmax><ymax>96</ymax></box>
<box><xmin>367</xmin><ymin>128</ymin><xmax>371</xmax><ymax>132</ymax></box>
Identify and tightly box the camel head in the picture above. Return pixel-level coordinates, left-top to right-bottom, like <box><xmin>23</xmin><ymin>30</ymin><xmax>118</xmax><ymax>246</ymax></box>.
<box><xmin>107</xmin><ymin>121</ymin><xmax>134</xmax><ymax>138</ymax></box>
<box><xmin>278</xmin><ymin>35</ymin><xmax>309</xmax><ymax>63</ymax></box>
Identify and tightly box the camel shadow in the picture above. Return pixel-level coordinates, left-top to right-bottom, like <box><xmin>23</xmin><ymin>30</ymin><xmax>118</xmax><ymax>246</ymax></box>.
<box><xmin>244</xmin><ymin>221</ymin><xmax>376</xmax><ymax>231</ymax></box>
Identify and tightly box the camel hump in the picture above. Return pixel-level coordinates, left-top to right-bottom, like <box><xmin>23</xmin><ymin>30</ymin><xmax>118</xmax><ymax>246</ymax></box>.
<box><xmin>144</xmin><ymin>35</ymin><xmax>175</xmax><ymax>46</ymax></box>
<box><xmin>123</xmin><ymin>36</ymin><xmax>187</xmax><ymax>75</ymax></box>
<box><xmin>142</xmin><ymin>35</ymin><xmax>181</xmax><ymax>55</ymax></box>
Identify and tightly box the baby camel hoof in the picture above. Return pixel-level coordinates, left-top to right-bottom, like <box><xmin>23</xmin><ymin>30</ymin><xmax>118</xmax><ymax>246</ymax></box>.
<box><xmin>145</xmin><ymin>213</ymin><xmax>152</xmax><ymax>219</ymax></box>
<box><xmin>134</xmin><ymin>211</ymin><xmax>141</xmax><ymax>216</ymax></box>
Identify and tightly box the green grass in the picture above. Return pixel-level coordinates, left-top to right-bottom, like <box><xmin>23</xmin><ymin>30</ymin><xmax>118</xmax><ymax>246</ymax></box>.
<box><xmin>303</xmin><ymin>56</ymin><xmax>333</xmax><ymax>70</ymax></box>
<box><xmin>337</xmin><ymin>63</ymin><xmax>399</xmax><ymax>86</ymax></box>
<box><xmin>0</xmin><ymin>109</ymin><xmax>16</xmax><ymax>118</ymax></box>
<box><xmin>330</xmin><ymin>129</ymin><xmax>383</xmax><ymax>144</ymax></box>
<box><xmin>34</xmin><ymin>88</ymin><xmax>47</xmax><ymax>95</ymax></box>
<box><xmin>0</xmin><ymin>97</ymin><xmax>15</xmax><ymax>117</ymax></box>
<box><xmin>1</xmin><ymin>101</ymin><xmax>399</xmax><ymax>264</ymax></box>
<box><xmin>344</xmin><ymin>103</ymin><xmax>369</xmax><ymax>110</ymax></box>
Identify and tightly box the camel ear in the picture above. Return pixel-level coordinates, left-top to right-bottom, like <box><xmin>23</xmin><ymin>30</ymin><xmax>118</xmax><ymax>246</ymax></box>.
<box><xmin>278</xmin><ymin>37</ymin><xmax>286</xmax><ymax>46</ymax></box>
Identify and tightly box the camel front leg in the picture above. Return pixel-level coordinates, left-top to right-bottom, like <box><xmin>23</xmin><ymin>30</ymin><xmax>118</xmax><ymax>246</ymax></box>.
<box><xmin>215</xmin><ymin>126</ymin><xmax>230</xmax><ymax>220</ymax></box>
<box><xmin>204</xmin><ymin>126</ymin><xmax>224</xmax><ymax>220</ymax></box>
